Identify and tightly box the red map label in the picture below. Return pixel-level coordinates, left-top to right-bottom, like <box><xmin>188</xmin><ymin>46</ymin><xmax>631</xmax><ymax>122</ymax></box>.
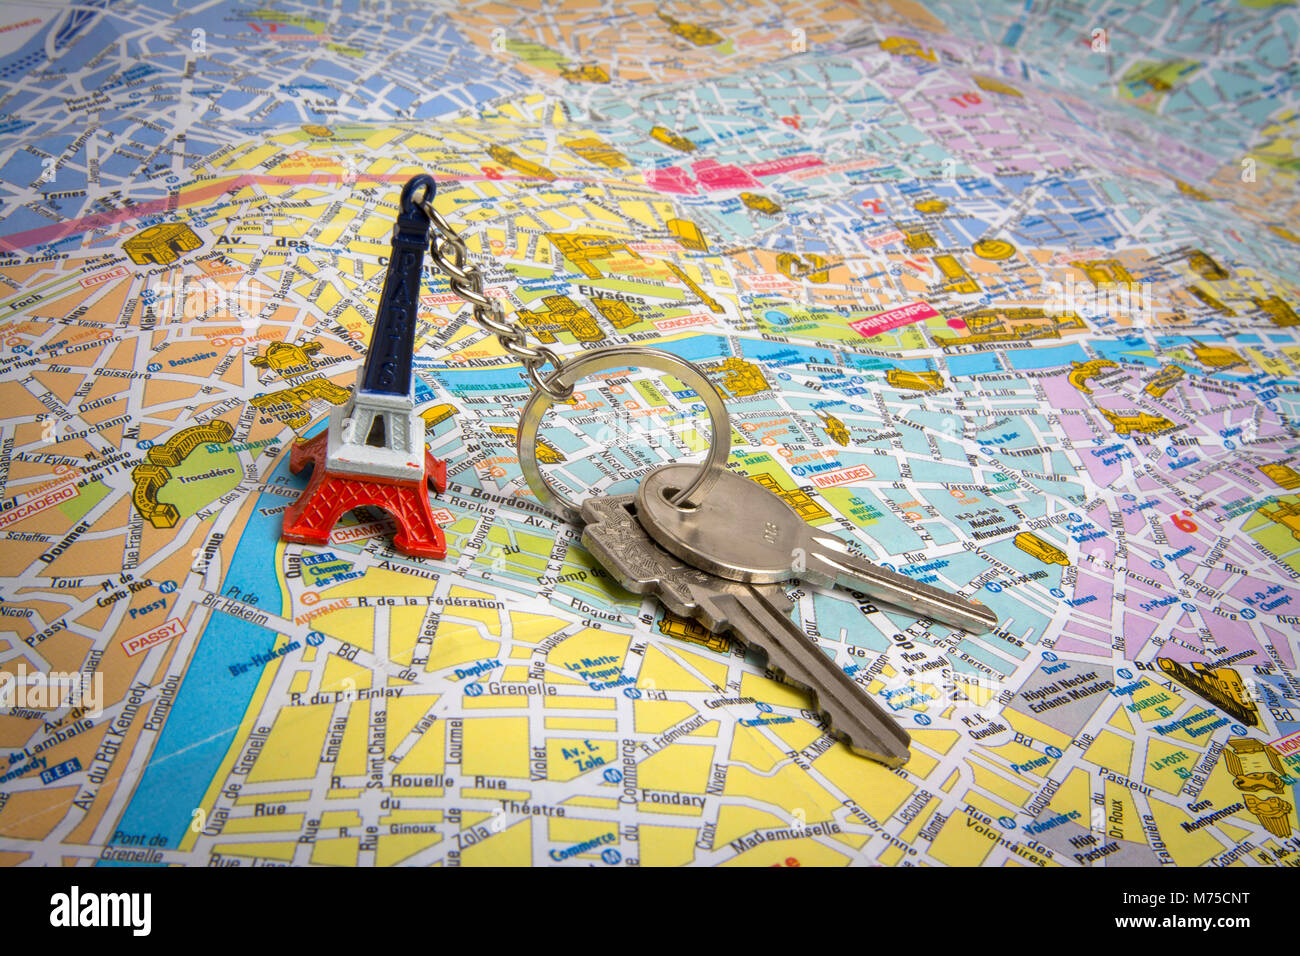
<box><xmin>849</xmin><ymin>301</ymin><xmax>939</xmax><ymax>339</ymax></box>
<box><xmin>123</xmin><ymin>618</ymin><xmax>184</xmax><ymax>657</ymax></box>
<box><xmin>811</xmin><ymin>464</ymin><xmax>876</xmax><ymax>488</ymax></box>
<box><xmin>0</xmin><ymin>483</ymin><xmax>76</xmax><ymax>531</ymax></box>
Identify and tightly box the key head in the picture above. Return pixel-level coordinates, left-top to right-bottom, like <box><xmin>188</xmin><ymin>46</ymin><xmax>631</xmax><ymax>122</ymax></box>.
<box><xmin>636</xmin><ymin>463</ymin><xmax>811</xmax><ymax>583</ymax></box>
<box><xmin>581</xmin><ymin>493</ymin><xmax>795</xmax><ymax>624</ymax></box>
<box><xmin>580</xmin><ymin>494</ymin><xmax>715</xmax><ymax>618</ymax></box>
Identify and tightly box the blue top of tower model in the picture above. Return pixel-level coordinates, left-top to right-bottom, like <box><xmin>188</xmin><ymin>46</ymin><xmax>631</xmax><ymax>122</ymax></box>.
<box><xmin>357</xmin><ymin>174</ymin><xmax>435</xmax><ymax>397</ymax></box>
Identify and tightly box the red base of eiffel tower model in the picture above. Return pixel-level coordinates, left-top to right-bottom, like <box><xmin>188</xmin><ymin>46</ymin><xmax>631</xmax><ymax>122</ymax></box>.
<box><xmin>282</xmin><ymin>430</ymin><xmax>449</xmax><ymax>559</ymax></box>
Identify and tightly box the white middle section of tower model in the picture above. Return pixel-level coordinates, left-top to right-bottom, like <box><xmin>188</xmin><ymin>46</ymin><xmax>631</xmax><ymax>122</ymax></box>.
<box><xmin>323</xmin><ymin>368</ymin><xmax>427</xmax><ymax>481</ymax></box>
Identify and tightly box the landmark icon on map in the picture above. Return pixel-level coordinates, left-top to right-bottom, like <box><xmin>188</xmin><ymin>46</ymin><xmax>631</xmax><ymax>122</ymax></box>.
<box><xmin>123</xmin><ymin>223</ymin><xmax>203</xmax><ymax>266</ymax></box>
<box><xmin>281</xmin><ymin>175</ymin><xmax>449</xmax><ymax>559</ymax></box>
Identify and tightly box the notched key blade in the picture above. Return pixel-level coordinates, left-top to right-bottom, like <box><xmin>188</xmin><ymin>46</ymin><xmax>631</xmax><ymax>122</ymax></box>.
<box><xmin>805</xmin><ymin>531</ymin><xmax>998</xmax><ymax>634</ymax></box>
<box><xmin>731</xmin><ymin>584</ymin><xmax>911</xmax><ymax>767</ymax></box>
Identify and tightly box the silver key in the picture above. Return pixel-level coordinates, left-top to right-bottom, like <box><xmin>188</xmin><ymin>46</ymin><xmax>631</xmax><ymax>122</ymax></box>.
<box><xmin>581</xmin><ymin>494</ymin><xmax>911</xmax><ymax>767</ymax></box>
<box><xmin>635</xmin><ymin>463</ymin><xmax>997</xmax><ymax>635</ymax></box>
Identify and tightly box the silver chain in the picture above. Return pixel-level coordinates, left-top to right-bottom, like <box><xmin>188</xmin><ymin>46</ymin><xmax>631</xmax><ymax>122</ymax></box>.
<box><xmin>419</xmin><ymin>197</ymin><xmax>574</xmax><ymax>401</ymax></box>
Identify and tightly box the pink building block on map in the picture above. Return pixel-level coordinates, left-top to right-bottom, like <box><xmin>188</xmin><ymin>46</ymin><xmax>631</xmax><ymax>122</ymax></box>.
<box><xmin>645</xmin><ymin>166</ymin><xmax>697</xmax><ymax>194</ymax></box>
<box><xmin>692</xmin><ymin>159</ymin><xmax>760</xmax><ymax>190</ymax></box>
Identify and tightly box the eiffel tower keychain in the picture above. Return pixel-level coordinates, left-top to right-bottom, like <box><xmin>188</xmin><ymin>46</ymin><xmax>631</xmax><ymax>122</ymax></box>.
<box><xmin>281</xmin><ymin>175</ymin><xmax>450</xmax><ymax>558</ymax></box>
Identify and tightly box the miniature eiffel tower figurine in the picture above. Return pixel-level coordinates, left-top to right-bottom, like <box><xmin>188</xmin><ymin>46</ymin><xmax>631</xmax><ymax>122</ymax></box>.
<box><xmin>281</xmin><ymin>175</ymin><xmax>449</xmax><ymax>559</ymax></box>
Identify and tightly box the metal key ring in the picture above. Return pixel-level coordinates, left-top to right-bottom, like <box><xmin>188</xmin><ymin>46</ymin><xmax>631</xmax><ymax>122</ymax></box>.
<box><xmin>517</xmin><ymin>347</ymin><xmax>731</xmax><ymax>523</ymax></box>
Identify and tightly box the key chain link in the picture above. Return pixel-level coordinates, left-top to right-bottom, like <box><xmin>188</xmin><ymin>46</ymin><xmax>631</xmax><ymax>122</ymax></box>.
<box><xmin>411</xmin><ymin>176</ymin><xmax>728</xmax><ymax>522</ymax></box>
<box><xmin>419</xmin><ymin>195</ymin><xmax>574</xmax><ymax>401</ymax></box>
